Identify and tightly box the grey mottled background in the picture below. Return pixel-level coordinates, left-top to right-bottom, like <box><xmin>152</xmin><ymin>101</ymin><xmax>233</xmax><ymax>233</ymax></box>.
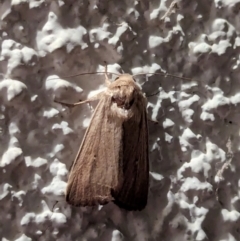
<box><xmin>1</xmin><ymin>0</ymin><xmax>240</xmax><ymax>240</ymax></box>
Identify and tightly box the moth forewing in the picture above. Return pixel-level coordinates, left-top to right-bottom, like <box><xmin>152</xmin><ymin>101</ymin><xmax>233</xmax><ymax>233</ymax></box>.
<box><xmin>66</xmin><ymin>96</ymin><xmax>122</xmax><ymax>206</ymax></box>
<box><xmin>110</xmin><ymin>78</ymin><xmax>149</xmax><ymax>211</ymax></box>
<box><xmin>64</xmin><ymin>72</ymin><xmax>149</xmax><ymax>211</ymax></box>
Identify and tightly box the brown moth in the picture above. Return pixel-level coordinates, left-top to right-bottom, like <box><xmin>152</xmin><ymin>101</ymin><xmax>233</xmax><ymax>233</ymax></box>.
<box><xmin>55</xmin><ymin>66</ymin><xmax>149</xmax><ymax>211</ymax></box>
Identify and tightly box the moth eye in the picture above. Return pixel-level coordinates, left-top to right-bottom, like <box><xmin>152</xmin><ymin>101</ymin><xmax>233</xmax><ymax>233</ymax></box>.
<box><xmin>129</xmin><ymin>98</ymin><xmax>134</xmax><ymax>107</ymax></box>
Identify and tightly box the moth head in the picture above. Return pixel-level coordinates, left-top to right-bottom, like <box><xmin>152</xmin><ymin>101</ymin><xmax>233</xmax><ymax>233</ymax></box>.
<box><xmin>114</xmin><ymin>75</ymin><xmax>137</xmax><ymax>83</ymax></box>
<box><xmin>109</xmin><ymin>74</ymin><xmax>141</xmax><ymax>111</ymax></box>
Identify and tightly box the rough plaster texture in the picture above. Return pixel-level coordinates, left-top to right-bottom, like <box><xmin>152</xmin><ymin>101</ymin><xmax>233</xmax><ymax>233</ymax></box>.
<box><xmin>1</xmin><ymin>0</ymin><xmax>240</xmax><ymax>240</ymax></box>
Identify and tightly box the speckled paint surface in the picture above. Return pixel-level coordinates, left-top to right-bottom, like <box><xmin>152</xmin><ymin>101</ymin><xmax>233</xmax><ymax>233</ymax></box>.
<box><xmin>1</xmin><ymin>0</ymin><xmax>240</xmax><ymax>240</ymax></box>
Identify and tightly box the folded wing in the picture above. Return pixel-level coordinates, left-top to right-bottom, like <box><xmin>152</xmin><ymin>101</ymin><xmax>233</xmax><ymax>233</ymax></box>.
<box><xmin>66</xmin><ymin>95</ymin><xmax>123</xmax><ymax>206</ymax></box>
<box><xmin>112</xmin><ymin>97</ymin><xmax>149</xmax><ymax>211</ymax></box>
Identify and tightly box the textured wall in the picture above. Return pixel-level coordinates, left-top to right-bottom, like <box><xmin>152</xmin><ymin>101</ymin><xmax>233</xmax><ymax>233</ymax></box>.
<box><xmin>1</xmin><ymin>0</ymin><xmax>240</xmax><ymax>240</ymax></box>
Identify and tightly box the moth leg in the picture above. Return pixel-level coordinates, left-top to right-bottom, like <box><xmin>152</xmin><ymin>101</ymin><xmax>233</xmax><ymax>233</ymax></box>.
<box><xmin>148</xmin><ymin>118</ymin><xmax>159</xmax><ymax>124</ymax></box>
<box><xmin>160</xmin><ymin>0</ymin><xmax>178</xmax><ymax>21</ymax></box>
<box><xmin>147</xmin><ymin>109</ymin><xmax>164</xmax><ymax>124</ymax></box>
<box><xmin>104</xmin><ymin>63</ymin><xmax>111</xmax><ymax>86</ymax></box>
<box><xmin>54</xmin><ymin>91</ymin><xmax>104</xmax><ymax>107</ymax></box>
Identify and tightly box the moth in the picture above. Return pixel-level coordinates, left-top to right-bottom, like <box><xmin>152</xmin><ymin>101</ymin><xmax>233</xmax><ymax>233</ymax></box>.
<box><xmin>55</xmin><ymin>66</ymin><xmax>149</xmax><ymax>211</ymax></box>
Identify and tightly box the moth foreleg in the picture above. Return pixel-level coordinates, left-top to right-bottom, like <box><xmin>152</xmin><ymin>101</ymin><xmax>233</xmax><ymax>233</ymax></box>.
<box><xmin>54</xmin><ymin>91</ymin><xmax>104</xmax><ymax>107</ymax></box>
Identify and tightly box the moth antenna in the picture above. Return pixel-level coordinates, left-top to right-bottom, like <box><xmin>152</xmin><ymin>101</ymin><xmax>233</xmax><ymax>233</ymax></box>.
<box><xmin>132</xmin><ymin>72</ymin><xmax>191</xmax><ymax>81</ymax></box>
<box><xmin>48</xmin><ymin>71</ymin><xmax>121</xmax><ymax>81</ymax></box>
<box><xmin>104</xmin><ymin>62</ymin><xmax>112</xmax><ymax>86</ymax></box>
<box><xmin>146</xmin><ymin>90</ymin><xmax>161</xmax><ymax>97</ymax></box>
<box><xmin>61</xmin><ymin>71</ymin><xmax>120</xmax><ymax>78</ymax></box>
